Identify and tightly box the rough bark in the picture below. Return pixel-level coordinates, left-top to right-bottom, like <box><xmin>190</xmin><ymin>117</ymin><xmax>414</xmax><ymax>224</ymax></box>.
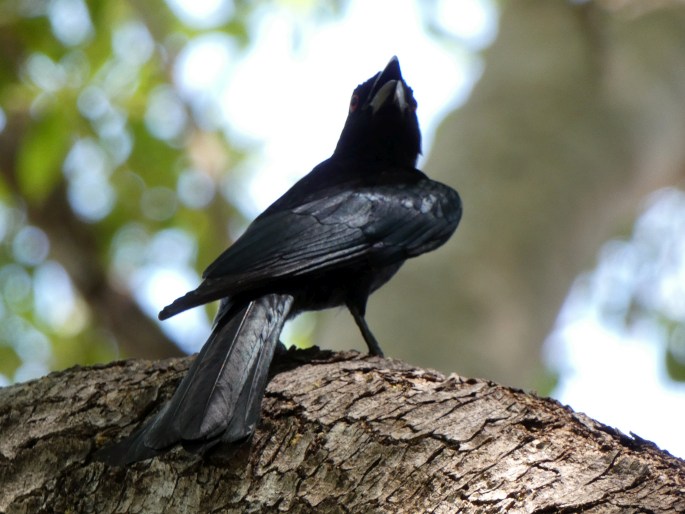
<box><xmin>1</xmin><ymin>349</ymin><xmax>683</xmax><ymax>513</ymax></box>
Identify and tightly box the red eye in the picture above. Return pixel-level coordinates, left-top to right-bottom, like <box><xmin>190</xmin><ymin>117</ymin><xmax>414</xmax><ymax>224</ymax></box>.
<box><xmin>349</xmin><ymin>94</ymin><xmax>360</xmax><ymax>112</ymax></box>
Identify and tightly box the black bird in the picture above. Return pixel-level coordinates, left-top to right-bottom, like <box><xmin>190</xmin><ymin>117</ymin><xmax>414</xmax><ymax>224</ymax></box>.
<box><xmin>98</xmin><ymin>57</ymin><xmax>462</xmax><ymax>465</ymax></box>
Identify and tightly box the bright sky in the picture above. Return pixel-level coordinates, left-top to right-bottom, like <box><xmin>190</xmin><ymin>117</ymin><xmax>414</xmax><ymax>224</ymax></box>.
<box><xmin>165</xmin><ymin>0</ymin><xmax>685</xmax><ymax>458</ymax></box>
<box><xmin>174</xmin><ymin>0</ymin><xmax>490</xmax><ymax>215</ymax></box>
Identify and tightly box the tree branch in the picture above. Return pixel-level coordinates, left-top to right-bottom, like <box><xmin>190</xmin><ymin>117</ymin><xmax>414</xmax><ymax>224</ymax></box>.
<box><xmin>0</xmin><ymin>349</ymin><xmax>683</xmax><ymax>512</ymax></box>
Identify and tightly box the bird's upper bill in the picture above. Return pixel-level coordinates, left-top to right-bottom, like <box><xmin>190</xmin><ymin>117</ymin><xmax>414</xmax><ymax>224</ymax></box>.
<box><xmin>367</xmin><ymin>56</ymin><xmax>412</xmax><ymax>115</ymax></box>
<box><xmin>334</xmin><ymin>56</ymin><xmax>421</xmax><ymax>166</ymax></box>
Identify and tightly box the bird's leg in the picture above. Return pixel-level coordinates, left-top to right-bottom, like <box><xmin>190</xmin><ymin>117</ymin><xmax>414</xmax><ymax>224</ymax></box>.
<box><xmin>347</xmin><ymin>302</ymin><xmax>384</xmax><ymax>357</ymax></box>
<box><xmin>273</xmin><ymin>339</ymin><xmax>289</xmax><ymax>359</ymax></box>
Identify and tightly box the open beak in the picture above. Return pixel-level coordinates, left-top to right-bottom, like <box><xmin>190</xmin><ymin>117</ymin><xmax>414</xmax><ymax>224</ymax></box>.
<box><xmin>368</xmin><ymin>56</ymin><xmax>409</xmax><ymax>114</ymax></box>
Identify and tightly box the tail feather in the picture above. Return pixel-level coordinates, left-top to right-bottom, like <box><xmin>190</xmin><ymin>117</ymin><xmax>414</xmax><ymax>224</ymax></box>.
<box><xmin>96</xmin><ymin>293</ymin><xmax>294</xmax><ymax>466</ymax></box>
<box><xmin>157</xmin><ymin>275</ymin><xmax>246</xmax><ymax>320</ymax></box>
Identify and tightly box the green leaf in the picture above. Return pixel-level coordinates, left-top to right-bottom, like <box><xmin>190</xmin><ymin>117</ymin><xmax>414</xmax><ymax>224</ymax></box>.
<box><xmin>532</xmin><ymin>367</ymin><xmax>559</xmax><ymax>397</ymax></box>
<box><xmin>665</xmin><ymin>344</ymin><xmax>685</xmax><ymax>382</ymax></box>
<box><xmin>0</xmin><ymin>344</ymin><xmax>21</xmax><ymax>378</ymax></box>
<box><xmin>17</xmin><ymin>107</ymin><xmax>71</xmax><ymax>203</ymax></box>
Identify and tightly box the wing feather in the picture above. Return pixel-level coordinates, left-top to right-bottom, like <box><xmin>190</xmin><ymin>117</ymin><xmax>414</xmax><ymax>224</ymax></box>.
<box><xmin>159</xmin><ymin>179</ymin><xmax>460</xmax><ymax>319</ymax></box>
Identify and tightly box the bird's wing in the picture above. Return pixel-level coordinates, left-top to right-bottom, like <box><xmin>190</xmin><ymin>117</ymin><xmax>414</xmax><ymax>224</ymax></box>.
<box><xmin>159</xmin><ymin>179</ymin><xmax>460</xmax><ymax>319</ymax></box>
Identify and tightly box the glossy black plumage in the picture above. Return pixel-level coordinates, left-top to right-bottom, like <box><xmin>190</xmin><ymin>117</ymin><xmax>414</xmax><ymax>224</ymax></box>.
<box><xmin>97</xmin><ymin>57</ymin><xmax>462</xmax><ymax>465</ymax></box>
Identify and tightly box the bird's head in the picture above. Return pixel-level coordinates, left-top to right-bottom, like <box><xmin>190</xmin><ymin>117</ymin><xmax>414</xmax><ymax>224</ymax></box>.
<box><xmin>334</xmin><ymin>57</ymin><xmax>421</xmax><ymax>168</ymax></box>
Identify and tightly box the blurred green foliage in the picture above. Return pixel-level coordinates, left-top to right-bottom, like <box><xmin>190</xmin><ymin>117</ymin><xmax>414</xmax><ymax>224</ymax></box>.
<box><xmin>0</xmin><ymin>0</ymin><xmax>342</xmax><ymax>383</ymax></box>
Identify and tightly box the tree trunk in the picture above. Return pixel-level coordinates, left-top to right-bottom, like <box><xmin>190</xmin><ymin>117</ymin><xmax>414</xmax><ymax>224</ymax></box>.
<box><xmin>0</xmin><ymin>349</ymin><xmax>682</xmax><ymax>513</ymax></box>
